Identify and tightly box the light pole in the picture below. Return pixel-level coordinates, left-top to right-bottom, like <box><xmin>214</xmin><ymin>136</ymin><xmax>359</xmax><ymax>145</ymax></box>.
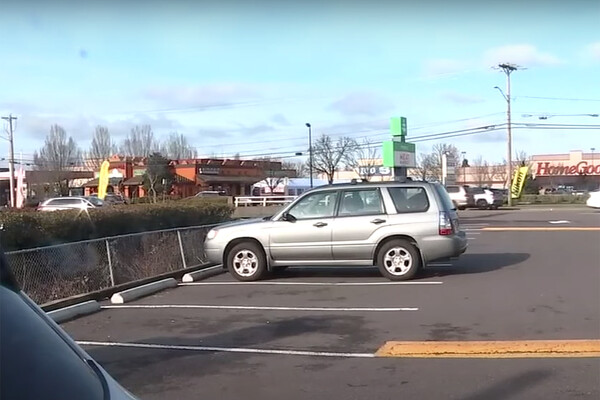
<box><xmin>1</xmin><ymin>114</ymin><xmax>17</xmax><ymax>207</ymax></box>
<box><xmin>305</xmin><ymin>123</ymin><xmax>313</xmax><ymax>188</ymax></box>
<box><xmin>495</xmin><ymin>62</ymin><xmax>520</xmax><ymax>207</ymax></box>
<box><xmin>461</xmin><ymin>151</ymin><xmax>467</xmax><ymax>185</ymax></box>
<box><xmin>592</xmin><ymin>147</ymin><xmax>596</xmax><ymax>167</ymax></box>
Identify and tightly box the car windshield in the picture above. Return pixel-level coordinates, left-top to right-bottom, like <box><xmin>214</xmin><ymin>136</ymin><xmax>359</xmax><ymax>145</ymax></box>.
<box><xmin>86</xmin><ymin>197</ymin><xmax>103</xmax><ymax>206</ymax></box>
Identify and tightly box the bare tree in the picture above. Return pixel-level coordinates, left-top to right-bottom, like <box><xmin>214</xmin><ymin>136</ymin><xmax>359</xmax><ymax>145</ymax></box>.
<box><xmin>86</xmin><ymin>126</ymin><xmax>116</xmax><ymax>169</ymax></box>
<box><xmin>472</xmin><ymin>156</ymin><xmax>491</xmax><ymax>187</ymax></box>
<box><xmin>515</xmin><ymin>150</ymin><xmax>529</xmax><ymax>166</ymax></box>
<box><xmin>282</xmin><ymin>160</ymin><xmax>305</xmax><ymax>177</ymax></box>
<box><xmin>312</xmin><ymin>134</ymin><xmax>358</xmax><ymax>184</ymax></box>
<box><xmin>119</xmin><ymin>125</ymin><xmax>159</xmax><ymax>157</ymax></box>
<box><xmin>345</xmin><ymin>138</ymin><xmax>380</xmax><ymax>182</ymax></box>
<box><xmin>493</xmin><ymin>161</ymin><xmax>509</xmax><ymax>188</ymax></box>
<box><xmin>256</xmin><ymin>157</ymin><xmax>289</xmax><ymax>195</ymax></box>
<box><xmin>414</xmin><ymin>153</ymin><xmax>440</xmax><ymax>181</ymax></box>
<box><xmin>161</xmin><ymin>132</ymin><xmax>197</xmax><ymax>159</ymax></box>
<box><xmin>33</xmin><ymin>125</ymin><xmax>82</xmax><ymax>195</ymax></box>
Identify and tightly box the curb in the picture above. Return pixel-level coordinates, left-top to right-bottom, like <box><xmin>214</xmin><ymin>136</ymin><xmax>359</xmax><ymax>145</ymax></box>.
<box><xmin>48</xmin><ymin>300</ymin><xmax>101</xmax><ymax>323</ymax></box>
<box><xmin>110</xmin><ymin>278</ymin><xmax>178</xmax><ymax>304</ymax></box>
<box><xmin>182</xmin><ymin>265</ymin><xmax>224</xmax><ymax>282</ymax></box>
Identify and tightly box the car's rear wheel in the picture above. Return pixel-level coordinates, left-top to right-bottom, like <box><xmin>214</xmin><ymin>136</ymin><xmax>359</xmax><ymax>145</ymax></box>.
<box><xmin>226</xmin><ymin>242</ymin><xmax>267</xmax><ymax>282</ymax></box>
<box><xmin>377</xmin><ymin>239</ymin><xmax>421</xmax><ymax>281</ymax></box>
<box><xmin>476</xmin><ymin>199</ymin><xmax>488</xmax><ymax>210</ymax></box>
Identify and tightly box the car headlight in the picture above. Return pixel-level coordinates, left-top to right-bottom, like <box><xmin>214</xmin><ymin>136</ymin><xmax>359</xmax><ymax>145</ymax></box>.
<box><xmin>206</xmin><ymin>229</ymin><xmax>218</xmax><ymax>240</ymax></box>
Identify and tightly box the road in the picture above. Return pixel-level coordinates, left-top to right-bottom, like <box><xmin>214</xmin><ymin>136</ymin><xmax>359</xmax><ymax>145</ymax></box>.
<box><xmin>62</xmin><ymin>207</ymin><xmax>600</xmax><ymax>399</ymax></box>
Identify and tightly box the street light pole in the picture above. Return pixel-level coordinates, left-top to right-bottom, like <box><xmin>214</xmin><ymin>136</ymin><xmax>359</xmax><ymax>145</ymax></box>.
<box><xmin>495</xmin><ymin>63</ymin><xmax>520</xmax><ymax>206</ymax></box>
<box><xmin>461</xmin><ymin>151</ymin><xmax>466</xmax><ymax>185</ymax></box>
<box><xmin>305</xmin><ymin>123</ymin><xmax>313</xmax><ymax>188</ymax></box>
<box><xmin>1</xmin><ymin>114</ymin><xmax>17</xmax><ymax>207</ymax></box>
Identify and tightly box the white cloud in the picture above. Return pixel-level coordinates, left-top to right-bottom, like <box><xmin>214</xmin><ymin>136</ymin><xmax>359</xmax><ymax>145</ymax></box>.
<box><xmin>142</xmin><ymin>83</ymin><xmax>263</xmax><ymax>109</ymax></box>
<box><xmin>483</xmin><ymin>44</ymin><xmax>562</xmax><ymax>67</ymax></box>
<box><xmin>440</xmin><ymin>91</ymin><xmax>485</xmax><ymax>105</ymax></box>
<box><xmin>422</xmin><ymin>58</ymin><xmax>468</xmax><ymax>78</ymax></box>
<box><xmin>329</xmin><ymin>92</ymin><xmax>394</xmax><ymax>117</ymax></box>
<box><xmin>583</xmin><ymin>42</ymin><xmax>600</xmax><ymax>62</ymax></box>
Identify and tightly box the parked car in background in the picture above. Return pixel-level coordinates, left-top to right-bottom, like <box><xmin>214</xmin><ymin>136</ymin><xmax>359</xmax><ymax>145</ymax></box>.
<box><xmin>445</xmin><ymin>185</ymin><xmax>474</xmax><ymax>210</ymax></box>
<box><xmin>0</xmin><ymin>251</ymin><xmax>137</xmax><ymax>400</ymax></box>
<box><xmin>467</xmin><ymin>187</ymin><xmax>503</xmax><ymax>210</ymax></box>
<box><xmin>489</xmin><ymin>188</ymin><xmax>509</xmax><ymax>203</ymax></box>
<box><xmin>37</xmin><ymin>196</ymin><xmax>104</xmax><ymax>212</ymax></box>
<box><xmin>195</xmin><ymin>190</ymin><xmax>227</xmax><ymax>198</ymax></box>
<box><xmin>91</xmin><ymin>193</ymin><xmax>127</xmax><ymax>205</ymax></box>
<box><xmin>586</xmin><ymin>189</ymin><xmax>600</xmax><ymax>209</ymax></box>
<box><xmin>205</xmin><ymin>181</ymin><xmax>467</xmax><ymax>282</ymax></box>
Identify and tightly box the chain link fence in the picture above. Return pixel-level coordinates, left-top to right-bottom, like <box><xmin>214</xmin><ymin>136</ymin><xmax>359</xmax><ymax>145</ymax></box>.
<box><xmin>5</xmin><ymin>224</ymin><xmax>216</xmax><ymax>304</ymax></box>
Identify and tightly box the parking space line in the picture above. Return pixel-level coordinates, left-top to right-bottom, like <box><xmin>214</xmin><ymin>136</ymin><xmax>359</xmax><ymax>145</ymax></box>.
<box><xmin>101</xmin><ymin>304</ymin><xmax>418</xmax><ymax>311</ymax></box>
<box><xmin>376</xmin><ymin>339</ymin><xmax>600</xmax><ymax>358</ymax></box>
<box><xmin>179</xmin><ymin>281</ymin><xmax>443</xmax><ymax>286</ymax></box>
<box><xmin>482</xmin><ymin>227</ymin><xmax>600</xmax><ymax>232</ymax></box>
<box><xmin>77</xmin><ymin>341</ymin><xmax>376</xmax><ymax>358</ymax></box>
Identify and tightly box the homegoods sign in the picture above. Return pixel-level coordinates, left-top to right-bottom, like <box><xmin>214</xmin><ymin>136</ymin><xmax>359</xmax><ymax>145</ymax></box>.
<box><xmin>536</xmin><ymin>161</ymin><xmax>600</xmax><ymax>176</ymax></box>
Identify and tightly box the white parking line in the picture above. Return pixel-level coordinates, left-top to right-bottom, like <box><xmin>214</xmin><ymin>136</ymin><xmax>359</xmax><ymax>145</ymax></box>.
<box><xmin>77</xmin><ymin>340</ymin><xmax>376</xmax><ymax>358</ymax></box>
<box><xmin>101</xmin><ymin>304</ymin><xmax>418</xmax><ymax>312</ymax></box>
<box><xmin>179</xmin><ymin>281</ymin><xmax>443</xmax><ymax>286</ymax></box>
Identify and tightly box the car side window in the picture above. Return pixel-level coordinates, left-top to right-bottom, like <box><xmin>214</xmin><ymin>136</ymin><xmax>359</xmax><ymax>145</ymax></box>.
<box><xmin>287</xmin><ymin>191</ymin><xmax>339</xmax><ymax>220</ymax></box>
<box><xmin>388</xmin><ymin>187</ymin><xmax>430</xmax><ymax>213</ymax></box>
<box><xmin>446</xmin><ymin>186</ymin><xmax>459</xmax><ymax>193</ymax></box>
<box><xmin>338</xmin><ymin>189</ymin><xmax>384</xmax><ymax>217</ymax></box>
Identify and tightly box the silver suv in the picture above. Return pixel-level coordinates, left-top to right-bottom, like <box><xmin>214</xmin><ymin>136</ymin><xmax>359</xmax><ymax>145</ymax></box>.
<box><xmin>205</xmin><ymin>181</ymin><xmax>467</xmax><ymax>281</ymax></box>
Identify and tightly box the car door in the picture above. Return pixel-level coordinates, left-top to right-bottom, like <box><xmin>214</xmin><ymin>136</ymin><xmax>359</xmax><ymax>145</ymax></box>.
<box><xmin>331</xmin><ymin>188</ymin><xmax>388</xmax><ymax>261</ymax></box>
<box><xmin>269</xmin><ymin>190</ymin><xmax>339</xmax><ymax>262</ymax></box>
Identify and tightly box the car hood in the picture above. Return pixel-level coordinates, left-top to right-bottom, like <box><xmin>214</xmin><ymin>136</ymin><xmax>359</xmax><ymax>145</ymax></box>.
<box><xmin>216</xmin><ymin>218</ymin><xmax>270</xmax><ymax>230</ymax></box>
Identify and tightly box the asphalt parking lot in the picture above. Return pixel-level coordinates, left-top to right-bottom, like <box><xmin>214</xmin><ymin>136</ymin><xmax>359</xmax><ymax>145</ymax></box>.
<box><xmin>63</xmin><ymin>207</ymin><xmax>600</xmax><ymax>399</ymax></box>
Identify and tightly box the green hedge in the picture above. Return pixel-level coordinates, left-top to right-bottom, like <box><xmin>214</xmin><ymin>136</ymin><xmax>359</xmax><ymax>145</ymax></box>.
<box><xmin>0</xmin><ymin>199</ymin><xmax>233</xmax><ymax>251</ymax></box>
<box><xmin>517</xmin><ymin>194</ymin><xmax>589</xmax><ymax>205</ymax></box>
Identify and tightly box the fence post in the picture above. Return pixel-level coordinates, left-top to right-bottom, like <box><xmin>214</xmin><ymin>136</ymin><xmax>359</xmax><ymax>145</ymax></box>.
<box><xmin>105</xmin><ymin>240</ymin><xmax>115</xmax><ymax>286</ymax></box>
<box><xmin>177</xmin><ymin>230</ymin><xmax>187</xmax><ymax>269</ymax></box>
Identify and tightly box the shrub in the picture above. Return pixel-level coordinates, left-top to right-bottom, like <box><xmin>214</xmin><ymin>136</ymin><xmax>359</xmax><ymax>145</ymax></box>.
<box><xmin>0</xmin><ymin>198</ymin><xmax>233</xmax><ymax>251</ymax></box>
<box><xmin>517</xmin><ymin>194</ymin><xmax>589</xmax><ymax>205</ymax></box>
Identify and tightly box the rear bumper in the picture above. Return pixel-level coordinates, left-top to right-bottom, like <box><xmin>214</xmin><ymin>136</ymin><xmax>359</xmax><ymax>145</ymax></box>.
<box><xmin>420</xmin><ymin>231</ymin><xmax>468</xmax><ymax>263</ymax></box>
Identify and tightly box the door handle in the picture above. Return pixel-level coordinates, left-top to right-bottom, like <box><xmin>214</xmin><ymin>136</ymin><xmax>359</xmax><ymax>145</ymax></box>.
<box><xmin>370</xmin><ymin>218</ymin><xmax>386</xmax><ymax>224</ymax></box>
<box><xmin>313</xmin><ymin>222</ymin><xmax>328</xmax><ymax>228</ymax></box>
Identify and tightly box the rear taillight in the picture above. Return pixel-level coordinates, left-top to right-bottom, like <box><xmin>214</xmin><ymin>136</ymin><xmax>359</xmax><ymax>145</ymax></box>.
<box><xmin>439</xmin><ymin>211</ymin><xmax>453</xmax><ymax>235</ymax></box>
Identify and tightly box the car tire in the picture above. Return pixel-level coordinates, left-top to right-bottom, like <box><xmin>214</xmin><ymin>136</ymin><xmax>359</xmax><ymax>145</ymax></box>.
<box><xmin>458</xmin><ymin>205</ymin><xmax>466</xmax><ymax>210</ymax></box>
<box><xmin>476</xmin><ymin>199</ymin><xmax>488</xmax><ymax>210</ymax></box>
<box><xmin>226</xmin><ymin>242</ymin><xmax>267</xmax><ymax>282</ymax></box>
<box><xmin>377</xmin><ymin>239</ymin><xmax>421</xmax><ymax>281</ymax></box>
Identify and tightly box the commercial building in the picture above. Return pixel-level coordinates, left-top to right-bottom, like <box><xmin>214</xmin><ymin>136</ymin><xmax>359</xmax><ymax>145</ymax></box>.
<box><xmin>317</xmin><ymin>150</ymin><xmax>599</xmax><ymax>192</ymax></box>
<box><xmin>83</xmin><ymin>156</ymin><xmax>296</xmax><ymax>199</ymax></box>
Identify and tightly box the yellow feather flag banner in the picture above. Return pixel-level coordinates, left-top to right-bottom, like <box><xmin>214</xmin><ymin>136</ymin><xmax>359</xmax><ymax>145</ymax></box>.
<box><xmin>97</xmin><ymin>160</ymin><xmax>110</xmax><ymax>200</ymax></box>
<box><xmin>510</xmin><ymin>166</ymin><xmax>529</xmax><ymax>199</ymax></box>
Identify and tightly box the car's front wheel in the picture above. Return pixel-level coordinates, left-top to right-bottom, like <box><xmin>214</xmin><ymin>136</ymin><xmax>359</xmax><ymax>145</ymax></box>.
<box><xmin>476</xmin><ymin>199</ymin><xmax>488</xmax><ymax>210</ymax></box>
<box><xmin>377</xmin><ymin>239</ymin><xmax>421</xmax><ymax>281</ymax></box>
<box><xmin>226</xmin><ymin>242</ymin><xmax>267</xmax><ymax>281</ymax></box>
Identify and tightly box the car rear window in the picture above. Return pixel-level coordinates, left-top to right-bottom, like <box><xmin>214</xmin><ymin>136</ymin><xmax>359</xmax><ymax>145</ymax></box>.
<box><xmin>433</xmin><ymin>183</ymin><xmax>457</xmax><ymax>211</ymax></box>
<box><xmin>388</xmin><ymin>187</ymin><xmax>430</xmax><ymax>213</ymax></box>
<box><xmin>466</xmin><ymin>187</ymin><xmax>485</xmax><ymax>195</ymax></box>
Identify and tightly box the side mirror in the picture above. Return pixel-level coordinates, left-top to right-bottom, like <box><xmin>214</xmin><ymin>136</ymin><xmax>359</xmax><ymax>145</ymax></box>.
<box><xmin>281</xmin><ymin>212</ymin><xmax>296</xmax><ymax>222</ymax></box>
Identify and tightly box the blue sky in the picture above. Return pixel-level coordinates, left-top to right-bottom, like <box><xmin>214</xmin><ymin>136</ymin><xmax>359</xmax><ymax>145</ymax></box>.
<box><xmin>1</xmin><ymin>0</ymin><xmax>599</xmax><ymax>167</ymax></box>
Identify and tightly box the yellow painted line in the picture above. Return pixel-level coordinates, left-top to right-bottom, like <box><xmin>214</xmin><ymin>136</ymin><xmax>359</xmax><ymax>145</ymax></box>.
<box><xmin>376</xmin><ymin>340</ymin><xmax>600</xmax><ymax>358</ymax></box>
<box><xmin>482</xmin><ymin>227</ymin><xmax>600</xmax><ymax>232</ymax></box>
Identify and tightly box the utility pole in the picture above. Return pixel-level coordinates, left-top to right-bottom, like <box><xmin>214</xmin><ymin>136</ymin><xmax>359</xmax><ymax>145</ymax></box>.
<box><xmin>495</xmin><ymin>63</ymin><xmax>521</xmax><ymax>207</ymax></box>
<box><xmin>305</xmin><ymin>123</ymin><xmax>313</xmax><ymax>188</ymax></box>
<box><xmin>1</xmin><ymin>114</ymin><xmax>17</xmax><ymax>207</ymax></box>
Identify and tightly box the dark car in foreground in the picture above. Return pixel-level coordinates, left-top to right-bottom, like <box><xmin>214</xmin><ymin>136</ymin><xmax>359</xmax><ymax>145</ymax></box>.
<box><xmin>0</xmin><ymin>251</ymin><xmax>136</xmax><ymax>400</ymax></box>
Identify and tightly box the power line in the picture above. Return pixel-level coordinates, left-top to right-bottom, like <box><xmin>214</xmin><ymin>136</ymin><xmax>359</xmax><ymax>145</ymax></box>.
<box><xmin>516</xmin><ymin>96</ymin><xmax>600</xmax><ymax>102</ymax></box>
